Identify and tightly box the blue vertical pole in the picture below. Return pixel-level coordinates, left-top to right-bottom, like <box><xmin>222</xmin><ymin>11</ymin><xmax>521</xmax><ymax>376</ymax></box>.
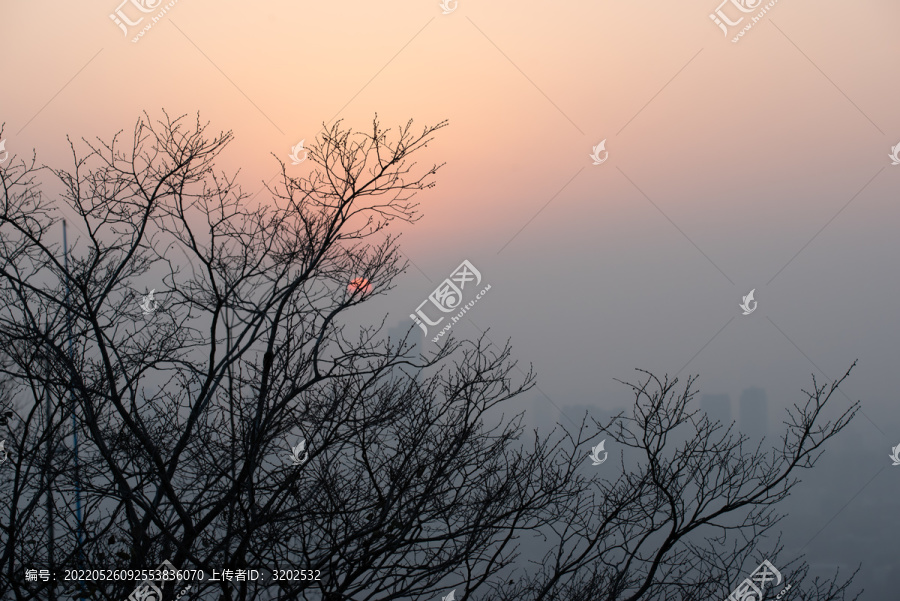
<box><xmin>63</xmin><ymin>220</ymin><xmax>84</xmax><ymax>598</ymax></box>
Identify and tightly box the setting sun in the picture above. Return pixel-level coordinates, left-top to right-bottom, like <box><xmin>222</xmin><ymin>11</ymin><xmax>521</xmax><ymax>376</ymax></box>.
<box><xmin>347</xmin><ymin>277</ymin><xmax>372</xmax><ymax>296</ymax></box>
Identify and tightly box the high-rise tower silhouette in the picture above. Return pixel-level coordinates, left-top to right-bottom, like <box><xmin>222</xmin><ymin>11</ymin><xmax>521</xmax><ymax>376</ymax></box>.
<box><xmin>388</xmin><ymin>319</ymin><xmax>423</xmax><ymax>380</ymax></box>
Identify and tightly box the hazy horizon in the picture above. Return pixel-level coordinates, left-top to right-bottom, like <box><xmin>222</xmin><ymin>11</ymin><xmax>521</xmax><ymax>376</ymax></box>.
<box><xmin>2</xmin><ymin>0</ymin><xmax>899</xmax><ymax>597</ymax></box>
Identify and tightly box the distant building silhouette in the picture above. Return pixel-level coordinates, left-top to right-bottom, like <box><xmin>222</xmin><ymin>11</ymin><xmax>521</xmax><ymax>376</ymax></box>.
<box><xmin>388</xmin><ymin>320</ymin><xmax>422</xmax><ymax>355</ymax></box>
<box><xmin>388</xmin><ymin>320</ymin><xmax>423</xmax><ymax>380</ymax></box>
<box><xmin>700</xmin><ymin>393</ymin><xmax>732</xmax><ymax>427</ymax></box>
<box><xmin>739</xmin><ymin>387</ymin><xmax>768</xmax><ymax>440</ymax></box>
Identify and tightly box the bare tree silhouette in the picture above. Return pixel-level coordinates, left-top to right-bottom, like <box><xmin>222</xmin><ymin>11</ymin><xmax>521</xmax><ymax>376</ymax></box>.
<box><xmin>0</xmin><ymin>116</ymin><xmax>859</xmax><ymax>601</ymax></box>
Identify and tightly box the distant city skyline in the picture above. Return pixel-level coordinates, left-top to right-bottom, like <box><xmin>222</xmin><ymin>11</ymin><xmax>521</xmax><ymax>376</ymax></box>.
<box><xmin>388</xmin><ymin>319</ymin><xmax>422</xmax><ymax>357</ymax></box>
<box><xmin>388</xmin><ymin>319</ymin><xmax>424</xmax><ymax>383</ymax></box>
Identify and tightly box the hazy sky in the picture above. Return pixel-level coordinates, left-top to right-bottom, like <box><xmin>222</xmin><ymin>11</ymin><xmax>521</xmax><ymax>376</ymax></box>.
<box><xmin>2</xmin><ymin>0</ymin><xmax>899</xmax><ymax>596</ymax></box>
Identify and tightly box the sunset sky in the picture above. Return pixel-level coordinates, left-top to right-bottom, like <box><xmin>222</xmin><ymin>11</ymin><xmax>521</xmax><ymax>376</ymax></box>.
<box><xmin>2</xmin><ymin>0</ymin><xmax>900</xmax><ymax>594</ymax></box>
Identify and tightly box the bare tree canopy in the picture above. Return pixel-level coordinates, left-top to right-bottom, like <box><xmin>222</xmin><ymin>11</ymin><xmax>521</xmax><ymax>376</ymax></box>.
<box><xmin>0</xmin><ymin>115</ymin><xmax>860</xmax><ymax>601</ymax></box>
